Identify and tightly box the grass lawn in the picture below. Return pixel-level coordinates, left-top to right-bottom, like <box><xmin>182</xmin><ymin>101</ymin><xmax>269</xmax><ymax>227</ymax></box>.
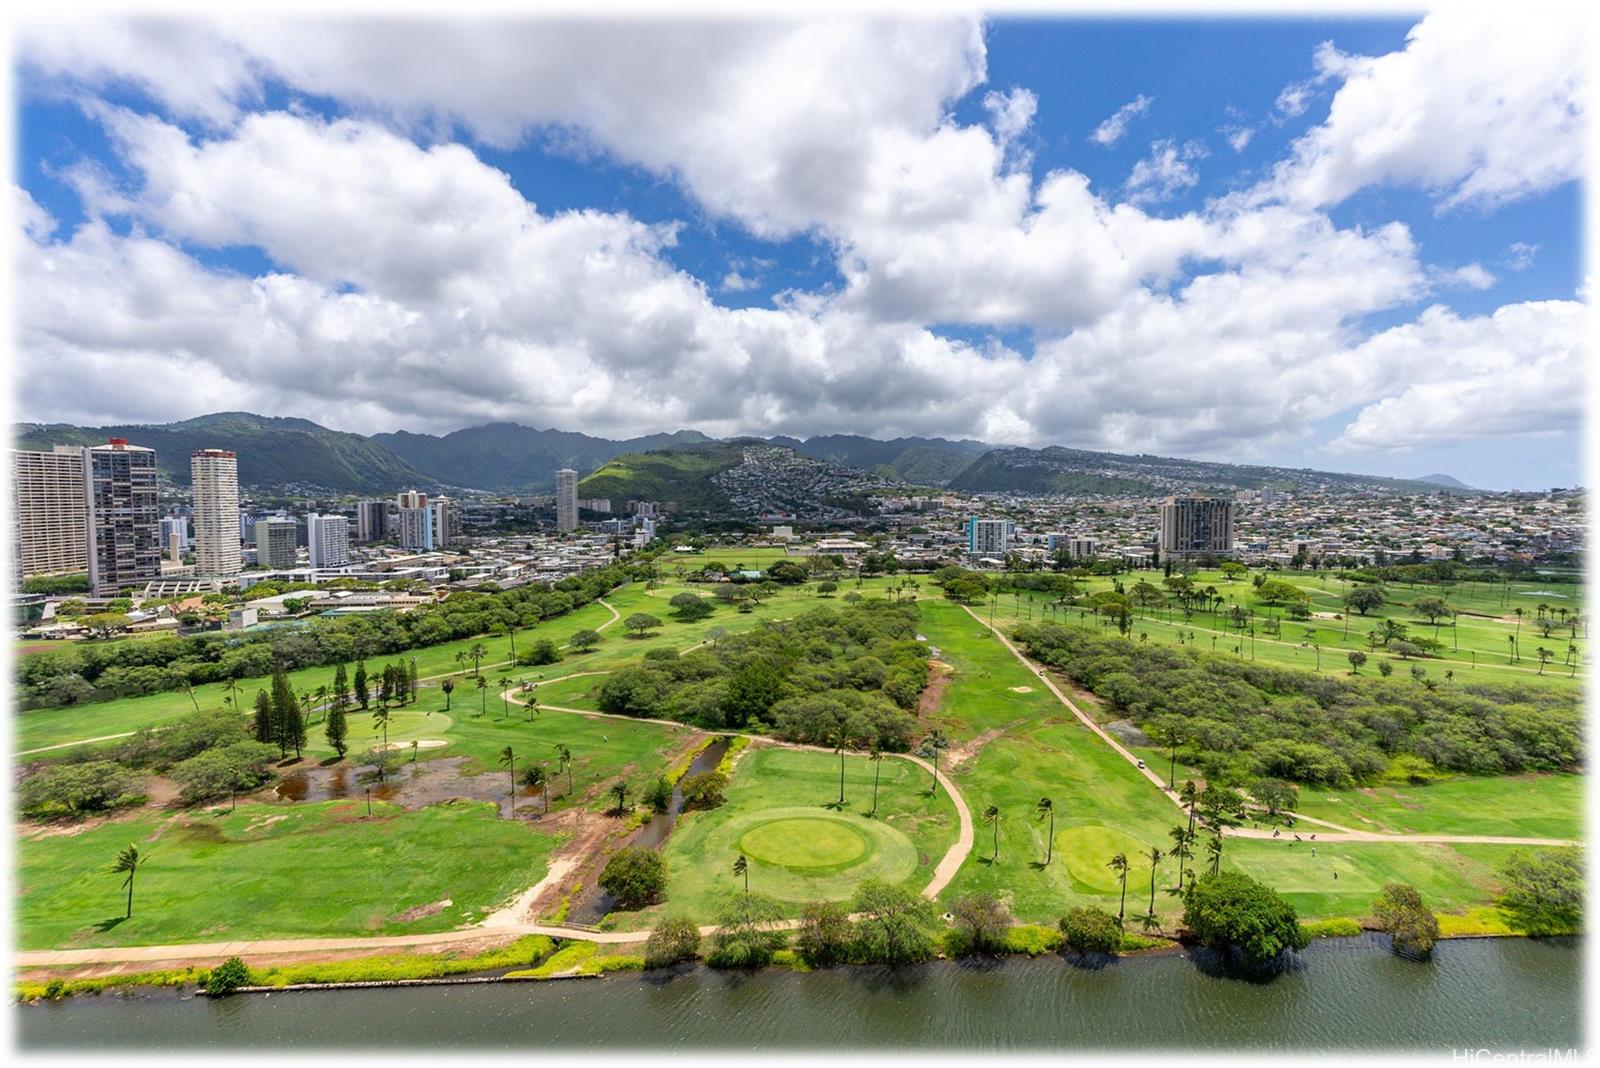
<box><xmin>917</xmin><ymin>598</ymin><xmax>1546</xmax><ymax>927</ymax></box>
<box><xmin>983</xmin><ymin>569</ymin><xmax>1585</xmax><ymax>692</ymax></box>
<box><xmin>1292</xmin><ymin>773</ymin><xmax>1583</xmax><ymax>840</ymax></box>
<box><xmin>16</xmin><ymin>799</ymin><xmax>564</xmax><ymax>950</ymax></box>
<box><xmin>616</xmin><ymin>744</ymin><xmax>958</xmax><ymax>930</ymax></box>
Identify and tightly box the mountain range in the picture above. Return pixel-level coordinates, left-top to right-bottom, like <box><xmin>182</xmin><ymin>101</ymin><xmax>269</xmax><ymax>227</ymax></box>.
<box><xmin>12</xmin><ymin>411</ymin><xmax>1468</xmax><ymax>500</ymax></box>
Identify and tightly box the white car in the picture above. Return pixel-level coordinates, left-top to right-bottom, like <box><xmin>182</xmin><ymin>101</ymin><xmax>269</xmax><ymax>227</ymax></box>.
<box><xmin>1135</xmin><ymin>760</ymin><xmax>1146</xmax><ymax>769</ymax></box>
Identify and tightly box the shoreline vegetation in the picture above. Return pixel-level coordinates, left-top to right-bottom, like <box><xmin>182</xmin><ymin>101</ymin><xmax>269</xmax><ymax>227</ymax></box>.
<box><xmin>13</xmin><ymin>922</ymin><xmax>1556</xmax><ymax>1003</ymax></box>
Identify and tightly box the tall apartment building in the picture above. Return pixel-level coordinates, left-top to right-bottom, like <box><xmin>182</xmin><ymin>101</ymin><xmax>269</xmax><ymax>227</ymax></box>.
<box><xmin>396</xmin><ymin>489</ymin><xmax>427</xmax><ymax>510</ymax></box>
<box><xmin>555</xmin><ymin>469</ymin><xmax>578</xmax><ymax>532</ymax></box>
<box><xmin>1046</xmin><ymin>533</ymin><xmax>1097</xmax><ymax>559</ymax></box>
<box><xmin>429</xmin><ymin>497</ymin><xmax>462</xmax><ymax>547</ymax></box>
<box><xmin>85</xmin><ymin>440</ymin><xmax>162</xmax><ymax>595</ymax></box>
<box><xmin>356</xmin><ymin>499</ymin><xmax>388</xmax><ymax>542</ymax></box>
<box><xmin>397</xmin><ymin>506</ymin><xmax>434</xmax><ymax>551</ymax></box>
<box><xmin>1157</xmin><ymin>495</ymin><xmax>1236</xmax><ymax>558</ymax></box>
<box><xmin>190</xmin><ymin>449</ymin><xmax>242</xmax><ymax>577</ymax></box>
<box><xmin>11</xmin><ymin>446</ymin><xmax>89</xmax><ymax>580</ymax></box>
<box><xmin>253</xmin><ymin>516</ymin><xmax>299</xmax><ymax>569</ymax></box>
<box><xmin>306</xmin><ymin>513</ymin><xmax>351</xmax><ymax>569</ymax></box>
<box><xmin>966</xmin><ymin>516</ymin><xmax>1014</xmax><ymax>557</ymax></box>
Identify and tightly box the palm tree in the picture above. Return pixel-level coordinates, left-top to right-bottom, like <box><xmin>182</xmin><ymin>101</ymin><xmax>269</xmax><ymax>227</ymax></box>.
<box><xmin>1168</xmin><ymin>825</ymin><xmax>1193</xmax><ymax>890</ymax></box>
<box><xmin>919</xmin><ymin>728</ymin><xmax>949</xmax><ymax>795</ymax></box>
<box><xmin>223</xmin><ymin>677</ymin><xmax>241</xmax><ymax>715</ymax></box>
<box><xmin>372</xmin><ymin>706</ymin><xmax>391</xmax><ymax>749</ymax></box>
<box><xmin>983</xmin><ymin>804</ymin><xmax>1002</xmax><ymax>860</ymax></box>
<box><xmin>554</xmin><ymin>743</ymin><xmax>573</xmax><ymax>794</ymax></box>
<box><xmin>110</xmin><ymin>843</ymin><xmax>147</xmax><ymax>919</ymax></box>
<box><xmin>1536</xmin><ymin>647</ymin><xmax>1552</xmax><ymax>674</ymax></box>
<box><xmin>1179</xmin><ymin>780</ymin><xmax>1199</xmax><ymax>837</ymax></box>
<box><xmin>1035</xmin><ymin>797</ymin><xmax>1055</xmax><ymax>864</ymax></box>
<box><xmin>442</xmin><ymin>678</ymin><xmax>454</xmax><ymax>710</ymax></box>
<box><xmin>1508</xmin><ymin>634</ymin><xmax>1518</xmax><ymax>663</ymax></box>
<box><xmin>1206</xmin><ymin>832</ymin><xmax>1224</xmax><ymax>877</ymax></box>
<box><xmin>476</xmin><ymin>675</ymin><xmax>488</xmax><ymax>716</ymax></box>
<box><xmin>181</xmin><ymin>683</ymin><xmax>201</xmax><ymax>714</ymax></box>
<box><xmin>499</xmin><ymin>746</ymin><xmax>516</xmax><ymax>815</ymax></box>
<box><xmin>314</xmin><ymin>685</ymin><xmax>329</xmax><ymax>723</ymax></box>
<box><xmin>1108</xmin><ymin>853</ymin><xmax>1129</xmax><ymax>924</ymax></box>
<box><xmin>498</xmin><ymin>674</ymin><xmax>512</xmax><ymax>717</ymax></box>
<box><xmin>733</xmin><ymin>853</ymin><xmax>749</xmax><ymax>893</ymax></box>
<box><xmin>829</xmin><ymin>726</ymin><xmax>849</xmax><ymax>806</ymax></box>
<box><xmin>610</xmin><ymin>780</ymin><xmax>628</xmax><ymax>815</ymax></box>
<box><xmin>1145</xmin><ymin>845</ymin><xmax>1163</xmax><ymax>921</ymax></box>
<box><xmin>470</xmin><ymin>642</ymin><xmax>488</xmax><ymax>676</ymax></box>
<box><xmin>455</xmin><ymin>650</ymin><xmax>468</xmax><ymax>676</ymax></box>
<box><xmin>867</xmin><ymin>745</ymin><xmax>884</xmax><ymax>816</ymax></box>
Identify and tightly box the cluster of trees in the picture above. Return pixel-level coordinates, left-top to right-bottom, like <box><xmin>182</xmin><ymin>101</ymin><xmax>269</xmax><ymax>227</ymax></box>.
<box><xmin>1014</xmin><ymin>623</ymin><xmax>1581</xmax><ymax>787</ymax></box>
<box><xmin>595</xmin><ymin>602</ymin><xmax>927</xmax><ymax>750</ymax></box>
<box><xmin>17</xmin><ymin>564</ymin><xmax>635</xmax><ymax>709</ymax></box>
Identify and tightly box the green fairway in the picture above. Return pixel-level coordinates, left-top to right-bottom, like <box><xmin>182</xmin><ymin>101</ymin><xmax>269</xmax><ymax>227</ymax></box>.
<box><xmin>1292</xmin><ymin>773</ymin><xmax>1582</xmax><ymax>839</ymax></box>
<box><xmin>620</xmin><ymin>744</ymin><xmax>958</xmax><ymax>929</ymax></box>
<box><xmin>918</xmin><ymin>598</ymin><xmax>1549</xmax><ymax>926</ymax></box>
<box><xmin>983</xmin><ymin>569</ymin><xmax>1585</xmax><ymax>692</ymax></box>
<box><xmin>16</xmin><ymin>799</ymin><xmax>564</xmax><ymax>950</ymax></box>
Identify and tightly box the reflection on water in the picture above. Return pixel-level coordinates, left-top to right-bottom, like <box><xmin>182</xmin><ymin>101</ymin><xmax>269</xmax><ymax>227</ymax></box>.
<box><xmin>17</xmin><ymin>936</ymin><xmax>1583</xmax><ymax>1051</ymax></box>
<box><xmin>274</xmin><ymin>757</ymin><xmax>543</xmax><ymax>819</ymax></box>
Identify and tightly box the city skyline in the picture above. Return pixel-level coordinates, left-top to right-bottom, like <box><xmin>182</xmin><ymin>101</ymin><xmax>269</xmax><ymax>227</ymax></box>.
<box><xmin>11</xmin><ymin>10</ymin><xmax>1588</xmax><ymax>492</ymax></box>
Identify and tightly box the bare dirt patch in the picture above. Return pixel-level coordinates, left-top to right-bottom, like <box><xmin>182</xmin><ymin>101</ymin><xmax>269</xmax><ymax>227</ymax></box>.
<box><xmin>392</xmin><ymin>898</ymin><xmax>454</xmax><ymax>923</ymax></box>
<box><xmin>945</xmin><ymin>721</ymin><xmax>1025</xmax><ymax>772</ymax></box>
<box><xmin>918</xmin><ymin>661</ymin><xmax>954</xmax><ymax>717</ymax></box>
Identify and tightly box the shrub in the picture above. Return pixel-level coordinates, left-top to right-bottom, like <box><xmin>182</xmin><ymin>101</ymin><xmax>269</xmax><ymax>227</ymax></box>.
<box><xmin>795</xmin><ymin>900</ymin><xmax>854</xmax><ymax>966</ymax></box>
<box><xmin>948</xmin><ymin>891</ymin><xmax>1011</xmax><ymax>955</ymax></box>
<box><xmin>204</xmin><ymin>956</ymin><xmax>252</xmax><ymax>995</ymax></box>
<box><xmin>851</xmin><ymin>879</ymin><xmax>939</xmax><ymax>965</ymax></box>
<box><xmin>18</xmin><ymin>761</ymin><xmax>141</xmax><ymax>818</ymax></box>
<box><xmin>1372</xmin><ymin>883</ymin><xmax>1439</xmax><ymax>957</ymax></box>
<box><xmin>1058</xmin><ymin>905</ymin><xmax>1123</xmax><ymax>956</ymax></box>
<box><xmin>643</xmin><ymin>916</ymin><xmax>702</xmax><ymax>968</ymax></box>
<box><xmin>679</xmin><ymin>771</ymin><xmax>728</xmax><ymax>809</ymax></box>
<box><xmin>169</xmin><ymin>741</ymin><xmax>279</xmax><ymax>804</ymax></box>
<box><xmin>520</xmin><ymin>639</ymin><xmax>561</xmax><ymax>666</ymax></box>
<box><xmin>1497</xmin><ymin>850</ymin><xmax>1583</xmax><ymax>936</ymax></box>
<box><xmin>1300</xmin><ymin>917</ymin><xmax>1364</xmax><ymax>939</ymax></box>
<box><xmin>598</xmin><ymin>847</ymin><xmax>667</xmax><ymax>910</ymax></box>
<box><xmin>1003</xmin><ymin>924</ymin><xmax>1061</xmax><ymax>957</ymax></box>
<box><xmin>705</xmin><ymin>892</ymin><xmax>786</xmax><ymax>969</ymax></box>
<box><xmin>1183</xmin><ymin>871</ymin><xmax>1309</xmax><ymax>966</ymax></box>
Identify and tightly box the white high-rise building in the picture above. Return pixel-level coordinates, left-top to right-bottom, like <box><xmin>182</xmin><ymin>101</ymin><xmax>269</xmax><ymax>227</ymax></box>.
<box><xmin>307</xmin><ymin>513</ymin><xmax>351</xmax><ymax>569</ymax></box>
<box><xmin>429</xmin><ymin>497</ymin><xmax>461</xmax><ymax>547</ymax></box>
<box><xmin>11</xmin><ymin>446</ymin><xmax>89</xmax><ymax>580</ymax></box>
<box><xmin>555</xmin><ymin>468</ymin><xmax>578</xmax><ymax>532</ymax></box>
<box><xmin>397</xmin><ymin>506</ymin><xmax>434</xmax><ymax>551</ymax></box>
<box><xmin>190</xmin><ymin>449</ymin><xmax>241</xmax><ymax>577</ymax></box>
<box><xmin>396</xmin><ymin>489</ymin><xmax>426</xmax><ymax>510</ymax></box>
<box><xmin>160</xmin><ymin>515</ymin><xmax>190</xmax><ymax>551</ymax></box>
<box><xmin>966</xmin><ymin>516</ymin><xmax>1013</xmax><ymax>557</ymax></box>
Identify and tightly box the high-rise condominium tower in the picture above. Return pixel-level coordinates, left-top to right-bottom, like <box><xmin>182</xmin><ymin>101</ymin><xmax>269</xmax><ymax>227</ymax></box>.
<box><xmin>1157</xmin><ymin>495</ymin><xmax>1236</xmax><ymax>558</ymax></box>
<box><xmin>190</xmin><ymin>449</ymin><xmax>241</xmax><ymax>577</ymax></box>
<box><xmin>85</xmin><ymin>439</ymin><xmax>161</xmax><ymax>596</ymax></box>
<box><xmin>555</xmin><ymin>469</ymin><xmax>578</xmax><ymax>532</ymax></box>
<box><xmin>11</xmin><ymin>446</ymin><xmax>89</xmax><ymax>580</ymax></box>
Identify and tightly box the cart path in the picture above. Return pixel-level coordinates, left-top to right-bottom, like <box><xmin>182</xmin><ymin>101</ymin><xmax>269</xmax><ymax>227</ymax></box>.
<box><xmin>961</xmin><ymin>605</ymin><xmax>1579</xmax><ymax>849</ymax></box>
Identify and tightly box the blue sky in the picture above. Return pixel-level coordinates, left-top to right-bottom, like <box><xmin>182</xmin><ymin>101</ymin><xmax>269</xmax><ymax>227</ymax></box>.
<box><xmin>12</xmin><ymin>13</ymin><xmax>1588</xmax><ymax>489</ymax></box>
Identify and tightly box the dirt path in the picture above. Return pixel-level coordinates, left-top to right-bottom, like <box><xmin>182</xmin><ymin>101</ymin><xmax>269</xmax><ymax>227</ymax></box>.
<box><xmin>961</xmin><ymin>605</ymin><xmax>1579</xmax><ymax>850</ymax></box>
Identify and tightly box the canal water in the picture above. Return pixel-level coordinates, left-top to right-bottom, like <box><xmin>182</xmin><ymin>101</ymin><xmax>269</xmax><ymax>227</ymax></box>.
<box><xmin>18</xmin><ymin>935</ymin><xmax>1582</xmax><ymax>1051</ymax></box>
<box><xmin>567</xmin><ymin>737</ymin><xmax>731</xmax><ymax>925</ymax></box>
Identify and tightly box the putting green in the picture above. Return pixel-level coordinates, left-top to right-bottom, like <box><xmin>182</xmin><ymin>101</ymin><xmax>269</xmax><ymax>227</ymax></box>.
<box><xmin>1057</xmin><ymin>823</ymin><xmax>1159</xmax><ymax>894</ymax></box>
<box><xmin>740</xmin><ymin>818</ymin><xmax>869</xmax><ymax>868</ymax></box>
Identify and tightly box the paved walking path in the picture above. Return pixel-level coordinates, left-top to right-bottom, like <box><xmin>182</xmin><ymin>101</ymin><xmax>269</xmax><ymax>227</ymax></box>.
<box><xmin>962</xmin><ymin>605</ymin><xmax>1578</xmax><ymax>849</ymax></box>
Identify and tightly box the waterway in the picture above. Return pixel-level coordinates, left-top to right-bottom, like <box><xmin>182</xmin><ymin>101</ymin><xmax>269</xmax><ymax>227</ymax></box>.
<box><xmin>18</xmin><ymin>935</ymin><xmax>1583</xmax><ymax>1052</ymax></box>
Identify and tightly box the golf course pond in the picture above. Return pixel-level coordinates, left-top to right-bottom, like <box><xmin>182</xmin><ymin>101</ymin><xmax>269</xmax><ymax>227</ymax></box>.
<box><xmin>18</xmin><ymin>935</ymin><xmax>1582</xmax><ymax>1051</ymax></box>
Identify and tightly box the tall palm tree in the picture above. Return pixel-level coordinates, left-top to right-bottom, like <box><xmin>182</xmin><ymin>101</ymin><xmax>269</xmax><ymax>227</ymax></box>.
<box><xmin>867</xmin><ymin>745</ymin><xmax>884</xmax><ymax>816</ymax></box>
<box><xmin>1035</xmin><ymin>797</ymin><xmax>1055</xmax><ymax>864</ymax></box>
<box><xmin>1168</xmin><ymin>825</ymin><xmax>1193</xmax><ymax>890</ymax></box>
<box><xmin>1145</xmin><ymin>846</ymin><xmax>1163</xmax><ymax>920</ymax></box>
<box><xmin>314</xmin><ymin>685</ymin><xmax>329</xmax><ymax>723</ymax></box>
<box><xmin>1108</xmin><ymin>853</ymin><xmax>1129</xmax><ymax>924</ymax></box>
<box><xmin>610</xmin><ymin>780</ymin><xmax>628</xmax><ymax>815</ymax></box>
<box><xmin>919</xmin><ymin>728</ymin><xmax>949</xmax><ymax>795</ymax></box>
<box><xmin>372</xmin><ymin>706</ymin><xmax>391</xmax><ymax>749</ymax></box>
<box><xmin>470</xmin><ymin>642</ymin><xmax>488</xmax><ymax>676</ymax></box>
<box><xmin>476</xmin><ymin>675</ymin><xmax>488</xmax><ymax>716</ymax></box>
<box><xmin>110</xmin><ymin>843</ymin><xmax>147</xmax><ymax>919</ymax></box>
<box><xmin>1179</xmin><ymin>780</ymin><xmax>1199</xmax><ymax>836</ymax></box>
<box><xmin>442</xmin><ymin>678</ymin><xmax>455</xmax><ymax>710</ymax></box>
<box><xmin>733</xmin><ymin>853</ymin><xmax>749</xmax><ymax>893</ymax></box>
<box><xmin>499</xmin><ymin>746</ymin><xmax>516</xmax><ymax>815</ymax></box>
<box><xmin>1536</xmin><ymin>647</ymin><xmax>1552</xmax><ymax>674</ymax></box>
<box><xmin>829</xmin><ymin>726</ymin><xmax>850</xmax><ymax>807</ymax></box>
<box><xmin>455</xmin><ymin>650</ymin><xmax>468</xmax><ymax>676</ymax></box>
<box><xmin>498</xmin><ymin>674</ymin><xmax>512</xmax><ymax>717</ymax></box>
<box><xmin>554</xmin><ymin>743</ymin><xmax>573</xmax><ymax>794</ymax></box>
<box><xmin>984</xmin><ymin>805</ymin><xmax>1002</xmax><ymax>860</ymax></box>
<box><xmin>1207</xmin><ymin>832</ymin><xmax>1224</xmax><ymax>877</ymax></box>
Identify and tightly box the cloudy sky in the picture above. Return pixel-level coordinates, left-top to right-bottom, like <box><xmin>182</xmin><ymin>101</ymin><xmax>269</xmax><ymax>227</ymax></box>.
<box><xmin>10</xmin><ymin>9</ymin><xmax>1590</xmax><ymax>489</ymax></box>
